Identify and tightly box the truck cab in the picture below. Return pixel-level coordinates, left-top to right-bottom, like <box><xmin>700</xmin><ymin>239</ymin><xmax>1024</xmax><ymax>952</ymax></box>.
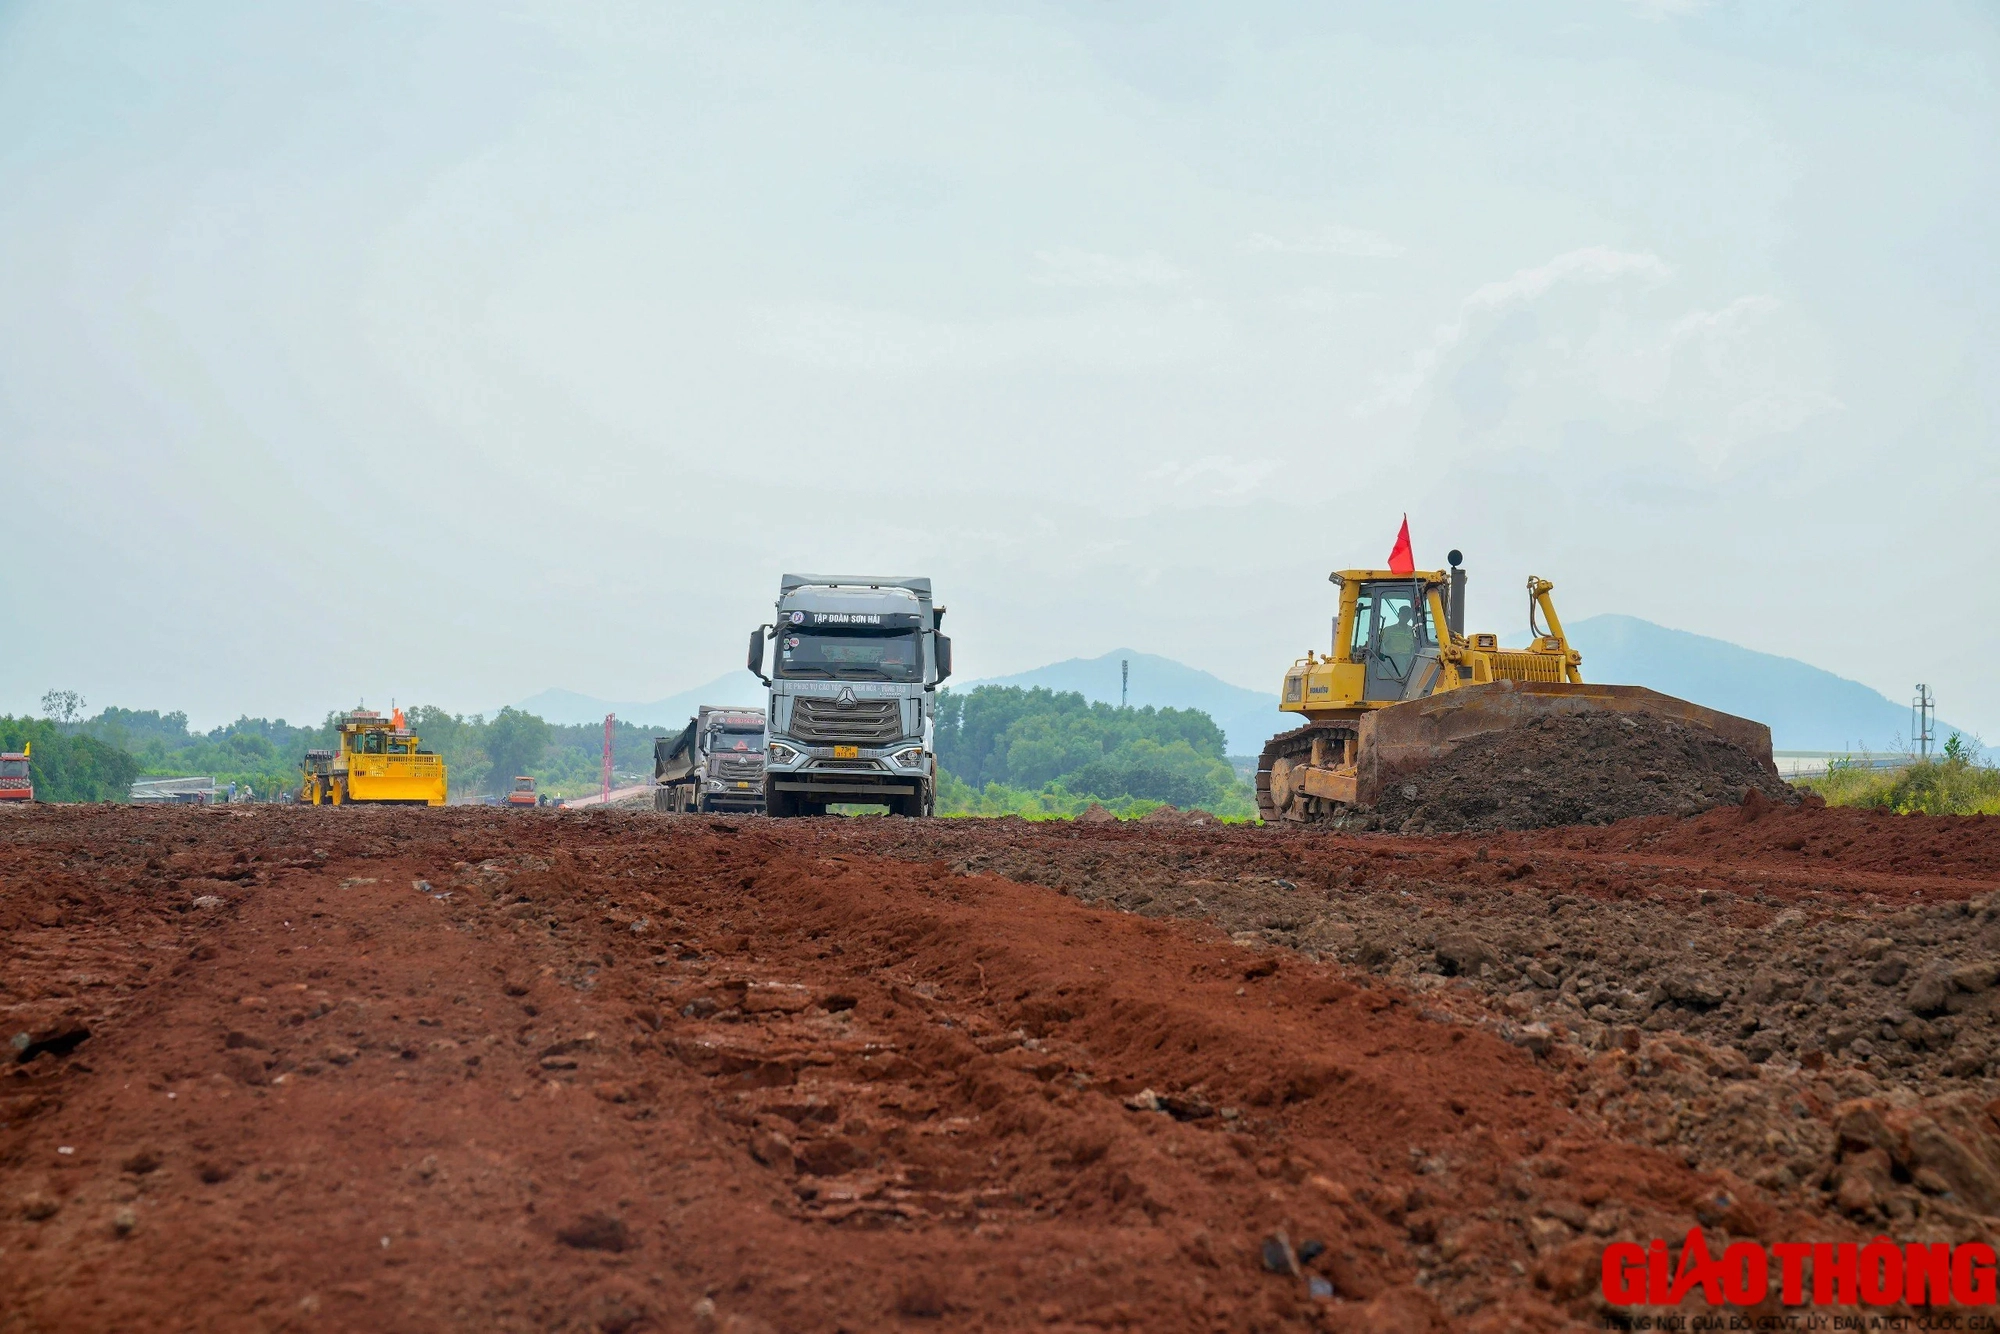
<box><xmin>748</xmin><ymin>574</ymin><xmax>950</xmax><ymax>817</ymax></box>
<box><xmin>654</xmin><ymin>707</ymin><xmax>766</xmax><ymax>814</ymax></box>
<box><xmin>0</xmin><ymin>748</ymin><xmax>31</xmax><ymax>803</ymax></box>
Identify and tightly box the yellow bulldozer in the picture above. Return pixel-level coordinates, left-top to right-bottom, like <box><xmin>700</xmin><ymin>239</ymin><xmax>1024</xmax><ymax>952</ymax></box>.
<box><xmin>1256</xmin><ymin>549</ymin><xmax>1774</xmax><ymax>824</ymax></box>
<box><xmin>299</xmin><ymin>708</ymin><xmax>447</xmax><ymax>807</ymax></box>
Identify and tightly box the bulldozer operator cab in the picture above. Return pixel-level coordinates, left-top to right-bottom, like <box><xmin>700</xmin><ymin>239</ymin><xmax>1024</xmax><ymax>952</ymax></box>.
<box><xmin>1349</xmin><ymin>580</ymin><xmax>1439</xmax><ymax>702</ymax></box>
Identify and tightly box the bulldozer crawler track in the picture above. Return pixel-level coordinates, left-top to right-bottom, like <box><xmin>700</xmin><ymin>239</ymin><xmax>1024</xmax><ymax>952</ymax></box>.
<box><xmin>1255</xmin><ymin>722</ymin><xmax>1360</xmax><ymax>824</ymax></box>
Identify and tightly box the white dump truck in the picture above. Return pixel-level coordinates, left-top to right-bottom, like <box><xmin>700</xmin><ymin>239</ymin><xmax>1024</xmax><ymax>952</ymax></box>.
<box><xmin>746</xmin><ymin>574</ymin><xmax>951</xmax><ymax>817</ymax></box>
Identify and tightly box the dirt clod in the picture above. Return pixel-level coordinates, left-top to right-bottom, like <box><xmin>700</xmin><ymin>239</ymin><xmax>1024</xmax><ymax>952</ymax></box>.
<box><xmin>555</xmin><ymin>1212</ymin><xmax>631</xmax><ymax>1252</ymax></box>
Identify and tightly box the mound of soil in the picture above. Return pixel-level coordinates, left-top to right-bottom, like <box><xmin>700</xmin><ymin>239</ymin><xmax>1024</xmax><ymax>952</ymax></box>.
<box><xmin>1372</xmin><ymin>710</ymin><xmax>1799</xmax><ymax>833</ymax></box>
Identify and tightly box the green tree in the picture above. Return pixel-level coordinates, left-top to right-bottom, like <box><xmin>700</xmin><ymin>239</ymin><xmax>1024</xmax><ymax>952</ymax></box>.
<box><xmin>483</xmin><ymin>707</ymin><xmax>552</xmax><ymax>795</ymax></box>
<box><xmin>933</xmin><ymin>686</ymin><xmax>1244</xmax><ymax>811</ymax></box>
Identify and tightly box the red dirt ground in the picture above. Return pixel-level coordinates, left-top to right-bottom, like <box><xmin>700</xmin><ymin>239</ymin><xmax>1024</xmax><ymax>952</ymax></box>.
<box><xmin>4</xmin><ymin>804</ymin><xmax>1997</xmax><ymax>1332</ymax></box>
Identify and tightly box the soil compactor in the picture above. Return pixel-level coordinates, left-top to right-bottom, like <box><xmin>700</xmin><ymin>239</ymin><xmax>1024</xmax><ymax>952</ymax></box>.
<box><xmin>300</xmin><ymin>709</ymin><xmax>448</xmax><ymax>807</ymax></box>
<box><xmin>1257</xmin><ymin>551</ymin><xmax>1776</xmax><ymax>825</ymax></box>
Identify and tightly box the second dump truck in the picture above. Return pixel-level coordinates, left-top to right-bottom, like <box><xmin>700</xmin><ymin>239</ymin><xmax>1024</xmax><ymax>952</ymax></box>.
<box><xmin>654</xmin><ymin>707</ymin><xmax>767</xmax><ymax>814</ymax></box>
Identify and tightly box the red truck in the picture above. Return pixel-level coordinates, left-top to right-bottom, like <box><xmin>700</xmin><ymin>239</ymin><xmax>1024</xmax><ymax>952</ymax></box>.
<box><xmin>0</xmin><ymin>745</ymin><xmax>31</xmax><ymax>803</ymax></box>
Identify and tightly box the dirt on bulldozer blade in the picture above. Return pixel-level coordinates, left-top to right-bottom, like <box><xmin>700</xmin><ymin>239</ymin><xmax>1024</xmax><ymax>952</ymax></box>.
<box><xmin>5</xmin><ymin>803</ymin><xmax>2000</xmax><ymax>1332</ymax></box>
<box><xmin>1369</xmin><ymin>712</ymin><xmax>1800</xmax><ymax>834</ymax></box>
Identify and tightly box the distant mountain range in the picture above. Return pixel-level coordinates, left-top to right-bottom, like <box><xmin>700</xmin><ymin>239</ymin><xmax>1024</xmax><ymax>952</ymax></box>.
<box><xmin>1553</xmin><ymin>614</ymin><xmax>1959</xmax><ymax>754</ymax></box>
<box><xmin>515</xmin><ymin>616</ymin><xmax>1963</xmax><ymax>756</ymax></box>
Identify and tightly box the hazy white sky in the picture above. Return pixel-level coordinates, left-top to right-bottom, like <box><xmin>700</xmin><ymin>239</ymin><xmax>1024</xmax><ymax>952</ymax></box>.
<box><xmin>4</xmin><ymin>1</ymin><xmax>1996</xmax><ymax>734</ymax></box>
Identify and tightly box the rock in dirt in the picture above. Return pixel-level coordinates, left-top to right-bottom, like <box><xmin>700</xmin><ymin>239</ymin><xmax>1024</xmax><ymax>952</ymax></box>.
<box><xmin>555</xmin><ymin>1212</ymin><xmax>631</xmax><ymax>1252</ymax></box>
<box><xmin>1370</xmin><ymin>711</ymin><xmax>1798</xmax><ymax>833</ymax></box>
<box><xmin>1124</xmin><ymin>1088</ymin><xmax>1164</xmax><ymax>1113</ymax></box>
<box><xmin>1260</xmin><ymin>1231</ymin><xmax>1300</xmax><ymax>1275</ymax></box>
<box><xmin>1434</xmin><ymin>931</ymin><xmax>1498</xmax><ymax>978</ymax></box>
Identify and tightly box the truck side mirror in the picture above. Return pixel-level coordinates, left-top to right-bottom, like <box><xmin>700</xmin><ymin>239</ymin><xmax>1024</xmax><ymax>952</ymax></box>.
<box><xmin>934</xmin><ymin>633</ymin><xmax>952</xmax><ymax>682</ymax></box>
<box><xmin>747</xmin><ymin>628</ymin><xmax>770</xmax><ymax>684</ymax></box>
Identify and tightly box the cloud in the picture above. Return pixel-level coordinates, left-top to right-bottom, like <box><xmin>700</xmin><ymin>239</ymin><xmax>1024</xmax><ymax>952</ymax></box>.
<box><xmin>1364</xmin><ymin>254</ymin><xmax>1843</xmax><ymax>477</ymax></box>
<box><xmin>745</xmin><ymin>300</ymin><xmax>1231</xmax><ymax>373</ymax></box>
<box><xmin>1148</xmin><ymin>454</ymin><xmax>1279</xmax><ymax>499</ymax></box>
<box><xmin>1243</xmin><ymin>226</ymin><xmax>1405</xmax><ymax>259</ymax></box>
<box><xmin>1032</xmin><ymin>247</ymin><xmax>1189</xmax><ymax>289</ymax></box>
<box><xmin>1616</xmin><ymin>0</ymin><xmax>1713</xmax><ymax>17</ymax></box>
<box><xmin>1361</xmin><ymin>246</ymin><xmax>1673</xmax><ymax>412</ymax></box>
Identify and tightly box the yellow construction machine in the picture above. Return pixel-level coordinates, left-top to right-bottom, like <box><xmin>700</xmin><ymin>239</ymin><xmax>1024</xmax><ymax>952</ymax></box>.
<box><xmin>299</xmin><ymin>708</ymin><xmax>447</xmax><ymax>807</ymax></box>
<box><xmin>1257</xmin><ymin>550</ymin><xmax>1774</xmax><ymax>823</ymax></box>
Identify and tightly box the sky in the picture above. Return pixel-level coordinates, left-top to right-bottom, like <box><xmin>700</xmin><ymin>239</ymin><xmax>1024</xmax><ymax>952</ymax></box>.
<box><xmin>3</xmin><ymin>0</ymin><xmax>1996</xmax><ymax>735</ymax></box>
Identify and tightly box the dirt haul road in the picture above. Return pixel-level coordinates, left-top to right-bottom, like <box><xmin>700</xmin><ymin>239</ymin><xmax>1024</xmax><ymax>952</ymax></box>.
<box><xmin>3</xmin><ymin>804</ymin><xmax>2000</xmax><ymax>1332</ymax></box>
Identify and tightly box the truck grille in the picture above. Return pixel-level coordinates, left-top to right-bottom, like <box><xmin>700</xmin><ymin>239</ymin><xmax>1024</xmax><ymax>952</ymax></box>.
<box><xmin>713</xmin><ymin>756</ymin><xmax>764</xmax><ymax>781</ymax></box>
<box><xmin>789</xmin><ymin>697</ymin><xmax>902</xmax><ymax>745</ymax></box>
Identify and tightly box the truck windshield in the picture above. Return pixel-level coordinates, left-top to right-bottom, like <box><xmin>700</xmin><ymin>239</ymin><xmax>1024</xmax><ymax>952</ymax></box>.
<box><xmin>711</xmin><ymin>730</ymin><xmax>765</xmax><ymax>753</ymax></box>
<box><xmin>0</xmin><ymin>760</ymin><xmax>26</xmax><ymax>779</ymax></box>
<box><xmin>778</xmin><ymin>629</ymin><xmax>921</xmax><ymax>682</ymax></box>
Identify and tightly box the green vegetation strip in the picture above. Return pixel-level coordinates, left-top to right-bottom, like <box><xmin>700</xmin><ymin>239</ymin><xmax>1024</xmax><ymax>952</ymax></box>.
<box><xmin>1797</xmin><ymin>737</ymin><xmax>2000</xmax><ymax>816</ymax></box>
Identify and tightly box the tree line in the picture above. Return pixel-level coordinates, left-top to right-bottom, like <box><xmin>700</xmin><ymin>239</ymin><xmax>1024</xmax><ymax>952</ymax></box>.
<box><xmin>14</xmin><ymin>686</ymin><xmax>1257</xmax><ymax>816</ymax></box>
<box><xmin>933</xmin><ymin>686</ymin><xmax>1251</xmax><ymax>817</ymax></box>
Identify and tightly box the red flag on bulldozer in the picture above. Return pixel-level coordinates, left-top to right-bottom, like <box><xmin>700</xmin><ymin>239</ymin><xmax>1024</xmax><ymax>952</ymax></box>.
<box><xmin>1386</xmin><ymin>516</ymin><xmax>1415</xmax><ymax>574</ymax></box>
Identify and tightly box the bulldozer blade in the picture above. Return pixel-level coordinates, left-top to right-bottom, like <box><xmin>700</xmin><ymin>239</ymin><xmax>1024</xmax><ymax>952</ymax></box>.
<box><xmin>1350</xmin><ymin>680</ymin><xmax>1775</xmax><ymax>812</ymax></box>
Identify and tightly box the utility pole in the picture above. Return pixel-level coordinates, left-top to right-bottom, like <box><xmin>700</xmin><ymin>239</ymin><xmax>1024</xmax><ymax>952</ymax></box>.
<box><xmin>1121</xmin><ymin>659</ymin><xmax>1129</xmax><ymax>710</ymax></box>
<box><xmin>1912</xmin><ymin>685</ymin><xmax>1935</xmax><ymax>760</ymax></box>
<box><xmin>603</xmin><ymin>714</ymin><xmax>615</xmax><ymax>803</ymax></box>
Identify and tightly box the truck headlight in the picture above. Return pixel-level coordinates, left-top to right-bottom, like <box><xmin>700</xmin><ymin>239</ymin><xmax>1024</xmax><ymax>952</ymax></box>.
<box><xmin>768</xmin><ymin>742</ymin><xmax>800</xmax><ymax>765</ymax></box>
<box><xmin>890</xmin><ymin>747</ymin><xmax>929</xmax><ymax>770</ymax></box>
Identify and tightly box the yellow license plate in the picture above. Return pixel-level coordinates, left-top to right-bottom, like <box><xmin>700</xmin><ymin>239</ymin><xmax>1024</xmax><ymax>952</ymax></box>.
<box><xmin>735</xmin><ymin>782</ymin><xmax>750</xmax><ymax>789</ymax></box>
<box><xmin>833</xmin><ymin>745</ymin><xmax>859</xmax><ymax>759</ymax></box>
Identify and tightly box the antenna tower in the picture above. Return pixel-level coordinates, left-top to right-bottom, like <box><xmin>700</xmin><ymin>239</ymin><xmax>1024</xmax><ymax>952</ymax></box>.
<box><xmin>1121</xmin><ymin>659</ymin><xmax>1129</xmax><ymax>710</ymax></box>
<box><xmin>1912</xmin><ymin>685</ymin><xmax>1935</xmax><ymax>760</ymax></box>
